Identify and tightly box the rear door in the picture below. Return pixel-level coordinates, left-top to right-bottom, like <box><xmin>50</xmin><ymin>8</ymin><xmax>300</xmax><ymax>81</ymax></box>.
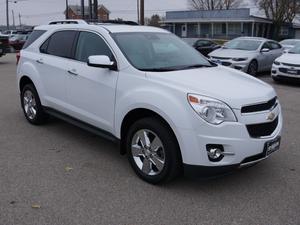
<box><xmin>66</xmin><ymin>31</ymin><xmax>119</xmax><ymax>132</ymax></box>
<box><xmin>259</xmin><ymin>41</ymin><xmax>273</xmax><ymax>70</ymax></box>
<box><xmin>36</xmin><ymin>30</ymin><xmax>78</xmax><ymax>112</ymax></box>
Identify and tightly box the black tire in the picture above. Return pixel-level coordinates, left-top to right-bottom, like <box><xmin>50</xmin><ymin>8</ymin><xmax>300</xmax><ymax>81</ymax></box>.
<box><xmin>272</xmin><ymin>76</ymin><xmax>281</xmax><ymax>83</ymax></box>
<box><xmin>21</xmin><ymin>84</ymin><xmax>48</xmax><ymax>125</ymax></box>
<box><xmin>126</xmin><ymin>117</ymin><xmax>182</xmax><ymax>184</ymax></box>
<box><xmin>247</xmin><ymin>60</ymin><xmax>258</xmax><ymax>76</ymax></box>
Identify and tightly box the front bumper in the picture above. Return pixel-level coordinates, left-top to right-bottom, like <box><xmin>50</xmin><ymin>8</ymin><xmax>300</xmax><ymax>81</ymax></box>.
<box><xmin>177</xmin><ymin>102</ymin><xmax>282</xmax><ymax>169</ymax></box>
<box><xmin>272</xmin><ymin>63</ymin><xmax>300</xmax><ymax>79</ymax></box>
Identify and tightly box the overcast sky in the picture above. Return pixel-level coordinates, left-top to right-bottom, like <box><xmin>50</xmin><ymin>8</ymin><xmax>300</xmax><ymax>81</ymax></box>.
<box><xmin>0</xmin><ymin>0</ymin><xmax>259</xmax><ymax>26</ymax></box>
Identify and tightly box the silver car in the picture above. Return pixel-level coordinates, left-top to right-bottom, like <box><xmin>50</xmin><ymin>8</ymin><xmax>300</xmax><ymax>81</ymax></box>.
<box><xmin>280</xmin><ymin>39</ymin><xmax>300</xmax><ymax>52</ymax></box>
<box><xmin>208</xmin><ymin>37</ymin><xmax>283</xmax><ymax>76</ymax></box>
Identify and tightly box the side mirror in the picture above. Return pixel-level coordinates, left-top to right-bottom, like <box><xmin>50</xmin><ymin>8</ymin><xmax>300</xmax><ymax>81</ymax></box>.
<box><xmin>87</xmin><ymin>55</ymin><xmax>117</xmax><ymax>70</ymax></box>
<box><xmin>261</xmin><ymin>48</ymin><xmax>270</xmax><ymax>53</ymax></box>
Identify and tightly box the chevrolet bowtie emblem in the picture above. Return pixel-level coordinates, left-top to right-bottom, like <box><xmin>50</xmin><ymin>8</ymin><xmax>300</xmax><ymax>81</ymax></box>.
<box><xmin>267</xmin><ymin>112</ymin><xmax>276</xmax><ymax>121</ymax></box>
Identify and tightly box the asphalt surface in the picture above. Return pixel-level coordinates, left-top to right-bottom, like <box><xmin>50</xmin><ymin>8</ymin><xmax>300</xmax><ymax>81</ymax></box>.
<box><xmin>0</xmin><ymin>53</ymin><xmax>299</xmax><ymax>225</ymax></box>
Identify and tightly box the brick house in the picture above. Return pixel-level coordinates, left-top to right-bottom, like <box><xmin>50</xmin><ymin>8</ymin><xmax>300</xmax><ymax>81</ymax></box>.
<box><xmin>66</xmin><ymin>5</ymin><xmax>110</xmax><ymax>21</ymax></box>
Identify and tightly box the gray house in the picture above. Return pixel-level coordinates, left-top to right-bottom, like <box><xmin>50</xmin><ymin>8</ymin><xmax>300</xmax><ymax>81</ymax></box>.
<box><xmin>162</xmin><ymin>8</ymin><xmax>300</xmax><ymax>40</ymax></box>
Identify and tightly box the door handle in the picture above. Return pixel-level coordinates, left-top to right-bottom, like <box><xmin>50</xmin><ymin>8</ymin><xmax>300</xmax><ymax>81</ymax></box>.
<box><xmin>36</xmin><ymin>59</ymin><xmax>44</xmax><ymax>64</ymax></box>
<box><xmin>67</xmin><ymin>69</ymin><xmax>78</xmax><ymax>76</ymax></box>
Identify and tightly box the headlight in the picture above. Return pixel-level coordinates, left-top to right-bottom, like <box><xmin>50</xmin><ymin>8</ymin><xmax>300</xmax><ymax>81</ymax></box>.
<box><xmin>188</xmin><ymin>94</ymin><xmax>237</xmax><ymax>125</ymax></box>
<box><xmin>274</xmin><ymin>61</ymin><xmax>280</xmax><ymax>65</ymax></box>
<box><xmin>232</xmin><ymin>58</ymin><xmax>248</xmax><ymax>62</ymax></box>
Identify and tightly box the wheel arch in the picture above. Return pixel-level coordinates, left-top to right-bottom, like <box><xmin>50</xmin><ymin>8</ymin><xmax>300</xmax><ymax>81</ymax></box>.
<box><xmin>119</xmin><ymin>108</ymin><xmax>181</xmax><ymax>160</ymax></box>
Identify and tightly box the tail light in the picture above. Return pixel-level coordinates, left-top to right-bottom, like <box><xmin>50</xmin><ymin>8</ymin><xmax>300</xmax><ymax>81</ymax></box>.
<box><xmin>16</xmin><ymin>51</ymin><xmax>20</xmax><ymax>65</ymax></box>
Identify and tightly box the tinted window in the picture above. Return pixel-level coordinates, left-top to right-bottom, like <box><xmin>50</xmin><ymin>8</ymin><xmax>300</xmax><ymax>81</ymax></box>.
<box><xmin>22</xmin><ymin>30</ymin><xmax>46</xmax><ymax>49</ymax></box>
<box><xmin>270</xmin><ymin>42</ymin><xmax>281</xmax><ymax>50</ymax></box>
<box><xmin>75</xmin><ymin>31</ymin><xmax>113</xmax><ymax>62</ymax></box>
<box><xmin>46</xmin><ymin>31</ymin><xmax>77</xmax><ymax>58</ymax></box>
<box><xmin>262</xmin><ymin>42</ymin><xmax>271</xmax><ymax>50</ymax></box>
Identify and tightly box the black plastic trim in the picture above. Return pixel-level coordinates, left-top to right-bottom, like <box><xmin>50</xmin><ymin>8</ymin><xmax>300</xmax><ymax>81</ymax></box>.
<box><xmin>43</xmin><ymin>107</ymin><xmax>120</xmax><ymax>144</ymax></box>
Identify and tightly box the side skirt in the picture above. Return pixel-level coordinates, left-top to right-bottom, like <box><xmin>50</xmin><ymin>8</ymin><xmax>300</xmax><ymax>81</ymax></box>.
<box><xmin>43</xmin><ymin>107</ymin><xmax>120</xmax><ymax>145</ymax></box>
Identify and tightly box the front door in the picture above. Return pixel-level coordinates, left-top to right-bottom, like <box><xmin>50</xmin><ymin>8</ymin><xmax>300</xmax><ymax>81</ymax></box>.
<box><xmin>181</xmin><ymin>24</ymin><xmax>187</xmax><ymax>38</ymax></box>
<box><xmin>66</xmin><ymin>31</ymin><xmax>118</xmax><ymax>133</ymax></box>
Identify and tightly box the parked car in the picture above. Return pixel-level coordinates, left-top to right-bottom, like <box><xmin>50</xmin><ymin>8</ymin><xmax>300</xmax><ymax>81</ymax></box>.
<box><xmin>9</xmin><ymin>34</ymin><xmax>29</xmax><ymax>50</ymax></box>
<box><xmin>208</xmin><ymin>37</ymin><xmax>283</xmax><ymax>76</ymax></box>
<box><xmin>279</xmin><ymin>39</ymin><xmax>300</xmax><ymax>52</ymax></box>
<box><xmin>17</xmin><ymin>20</ymin><xmax>282</xmax><ymax>184</ymax></box>
<box><xmin>2</xmin><ymin>30</ymin><xmax>18</xmax><ymax>37</ymax></box>
<box><xmin>0</xmin><ymin>35</ymin><xmax>9</xmax><ymax>57</ymax></box>
<box><xmin>193</xmin><ymin>39</ymin><xmax>221</xmax><ymax>56</ymax></box>
<box><xmin>272</xmin><ymin>44</ymin><xmax>300</xmax><ymax>82</ymax></box>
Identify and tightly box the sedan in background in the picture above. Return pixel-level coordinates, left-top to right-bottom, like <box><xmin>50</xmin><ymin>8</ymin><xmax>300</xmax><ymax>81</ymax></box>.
<box><xmin>209</xmin><ymin>37</ymin><xmax>283</xmax><ymax>76</ymax></box>
<box><xmin>193</xmin><ymin>39</ymin><xmax>221</xmax><ymax>56</ymax></box>
<box><xmin>280</xmin><ymin>39</ymin><xmax>300</xmax><ymax>52</ymax></box>
<box><xmin>272</xmin><ymin>44</ymin><xmax>300</xmax><ymax>82</ymax></box>
<box><xmin>9</xmin><ymin>34</ymin><xmax>29</xmax><ymax>50</ymax></box>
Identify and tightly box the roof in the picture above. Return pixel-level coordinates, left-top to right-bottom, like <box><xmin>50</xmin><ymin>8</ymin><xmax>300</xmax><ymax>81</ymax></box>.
<box><xmin>163</xmin><ymin>8</ymin><xmax>272</xmax><ymax>24</ymax></box>
<box><xmin>35</xmin><ymin>22</ymin><xmax>169</xmax><ymax>34</ymax></box>
<box><xmin>68</xmin><ymin>4</ymin><xmax>110</xmax><ymax>15</ymax></box>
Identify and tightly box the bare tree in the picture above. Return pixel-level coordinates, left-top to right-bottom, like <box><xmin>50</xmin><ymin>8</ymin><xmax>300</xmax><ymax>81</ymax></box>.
<box><xmin>256</xmin><ymin>0</ymin><xmax>300</xmax><ymax>38</ymax></box>
<box><xmin>188</xmin><ymin>0</ymin><xmax>240</xmax><ymax>10</ymax></box>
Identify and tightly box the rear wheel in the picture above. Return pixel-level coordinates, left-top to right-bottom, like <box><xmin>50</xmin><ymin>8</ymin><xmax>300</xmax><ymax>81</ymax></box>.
<box><xmin>126</xmin><ymin>117</ymin><xmax>182</xmax><ymax>184</ymax></box>
<box><xmin>247</xmin><ymin>60</ymin><xmax>258</xmax><ymax>76</ymax></box>
<box><xmin>21</xmin><ymin>84</ymin><xmax>48</xmax><ymax>125</ymax></box>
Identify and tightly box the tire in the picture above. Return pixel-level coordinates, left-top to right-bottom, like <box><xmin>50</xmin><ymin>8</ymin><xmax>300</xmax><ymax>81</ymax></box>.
<box><xmin>126</xmin><ymin>117</ymin><xmax>182</xmax><ymax>184</ymax></box>
<box><xmin>247</xmin><ymin>60</ymin><xmax>258</xmax><ymax>76</ymax></box>
<box><xmin>272</xmin><ymin>76</ymin><xmax>281</xmax><ymax>83</ymax></box>
<box><xmin>21</xmin><ymin>84</ymin><xmax>48</xmax><ymax>125</ymax></box>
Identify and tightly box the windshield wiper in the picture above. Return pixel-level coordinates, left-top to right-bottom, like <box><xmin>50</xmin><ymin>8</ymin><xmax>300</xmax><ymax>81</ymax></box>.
<box><xmin>141</xmin><ymin>64</ymin><xmax>212</xmax><ymax>72</ymax></box>
<box><xmin>179</xmin><ymin>64</ymin><xmax>213</xmax><ymax>70</ymax></box>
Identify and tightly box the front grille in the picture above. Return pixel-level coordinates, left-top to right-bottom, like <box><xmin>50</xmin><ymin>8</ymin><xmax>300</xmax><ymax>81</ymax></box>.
<box><xmin>282</xmin><ymin>62</ymin><xmax>300</xmax><ymax>67</ymax></box>
<box><xmin>241</xmin><ymin>97</ymin><xmax>277</xmax><ymax>114</ymax></box>
<box><xmin>222</xmin><ymin>62</ymin><xmax>232</xmax><ymax>66</ymax></box>
<box><xmin>279</xmin><ymin>67</ymin><xmax>300</xmax><ymax>75</ymax></box>
<box><xmin>212</xmin><ymin>56</ymin><xmax>231</xmax><ymax>60</ymax></box>
<box><xmin>246</xmin><ymin>117</ymin><xmax>278</xmax><ymax>138</ymax></box>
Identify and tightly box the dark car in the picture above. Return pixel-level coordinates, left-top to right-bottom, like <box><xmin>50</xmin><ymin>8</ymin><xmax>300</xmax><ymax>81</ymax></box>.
<box><xmin>193</xmin><ymin>39</ymin><xmax>221</xmax><ymax>56</ymax></box>
<box><xmin>0</xmin><ymin>35</ymin><xmax>9</xmax><ymax>57</ymax></box>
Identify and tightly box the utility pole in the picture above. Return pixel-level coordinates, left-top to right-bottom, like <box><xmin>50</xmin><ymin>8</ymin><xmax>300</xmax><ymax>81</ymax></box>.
<box><xmin>12</xmin><ymin>10</ymin><xmax>15</xmax><ymax>28</ymax></box>
<box><xmin>89</xmin><ymin>0</ymin><xmax>93</xmax><ymax>20</ymax></box>
<box><xmin>6</xmin><ymin>0</ymin><xmax>9</xmax><ymax>30</ymax></box>
<box><xmin>140</xmin><ymin>0</ymin><xmax>144</xmax><ymax>25</ymax></box>
<box><xmin>19</xmin><ymin>13</ymin><xmax>22</xmax><ymax>27</ymax></box>
<box><xmin>93</xmin><ymin>0</ymin><xmax>98</xmax><ymax>21</ymax></box>
<box><xmin>65</xmin><ymin>0</ymin><xmax>69</xmax><ymax>19</ymax></box>
<box><xmin>81</xmin><ymin>0</ymin><xmax>85</xmax><ymax>19</ymax></box>
<box><xmin>137</xmin><ymin>0</ymin><xmax>140</xmax><ymax>24</ymax></box>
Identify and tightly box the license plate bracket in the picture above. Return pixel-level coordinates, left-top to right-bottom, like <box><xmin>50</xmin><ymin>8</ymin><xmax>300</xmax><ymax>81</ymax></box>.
<box><xmin>265</xmin><ymin>136</ymin><xmax>281</xmax><ymax>156</ymax></box>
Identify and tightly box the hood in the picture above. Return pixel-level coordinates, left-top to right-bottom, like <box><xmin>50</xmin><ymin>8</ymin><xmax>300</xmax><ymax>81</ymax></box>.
<box><xmin>147</xmin><ymin>66</ymin><xmax>275</xmax><ymax>109</ymax></box>
<box><xmin>209</xmin><ymin>48</ymin><xmax>256</xmax><ymax>59</ymax></box>
<box><xmin>277</xmin><ymin>53</ymin><xmax>300</xmax><ymax>64</ymax></box>
<box><xmin>282</xmin><ymin>45</ymin><xmax>294</xmax><ymax>50</ymax></box>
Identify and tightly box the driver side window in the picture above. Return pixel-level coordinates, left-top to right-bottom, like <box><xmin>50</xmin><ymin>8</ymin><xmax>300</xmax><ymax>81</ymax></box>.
<box><xmin>75</xmin><ymin>31</ymin><xmax>113</xmax><ymax>62</ymax></box>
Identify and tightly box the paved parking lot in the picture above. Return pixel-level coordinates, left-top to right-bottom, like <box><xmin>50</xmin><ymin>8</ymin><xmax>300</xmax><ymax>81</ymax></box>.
<box><xmin>0</xmin><ymin>53</ymin><xmax>299</xmax><ymax>225</ymax></box>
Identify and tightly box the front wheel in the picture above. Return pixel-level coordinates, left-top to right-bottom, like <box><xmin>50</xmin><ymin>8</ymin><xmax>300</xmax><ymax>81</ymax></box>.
<box><xmin>126</xmin><ymin>118</ymin><xmax>182</xmax><ymax>184</ymax></box>
<box><xmin>247</xmin><ymin>60</ymin><xmax>258</xmax><ymax>76</ymax></box>
<box><xmin>21</xmin><ymin>84</ymin><xmax>48</xmax><ymax>125</ymax></box>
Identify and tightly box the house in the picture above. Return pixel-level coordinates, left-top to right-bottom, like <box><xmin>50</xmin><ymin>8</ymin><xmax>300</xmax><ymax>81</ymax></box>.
<box><xmin>66</xmin><ymin>5</ymin><xmax>110</xmax><ymax>21</ymax></box>
<box><xmin>162</xmin><ymin>8</ymin><xmax>300</xmax><ymax>40</ymax></box>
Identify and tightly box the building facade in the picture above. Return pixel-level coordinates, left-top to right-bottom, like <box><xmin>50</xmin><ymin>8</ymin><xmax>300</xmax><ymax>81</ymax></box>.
<box><xmin>162</xmin><ymin>8</ymin><xmax>299</xmax><ymax>40</ymax></box>
<box><xmin>66</xmin><ymin>5</ymin><xmax>110</xmax><ymax>21</ymax></box>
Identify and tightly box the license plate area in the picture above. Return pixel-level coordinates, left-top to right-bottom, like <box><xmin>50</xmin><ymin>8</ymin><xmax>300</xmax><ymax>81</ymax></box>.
<box><xmin>264</xmin><ymin>136</ymin><xmax>281</xmax><ymax>156</ymax></box>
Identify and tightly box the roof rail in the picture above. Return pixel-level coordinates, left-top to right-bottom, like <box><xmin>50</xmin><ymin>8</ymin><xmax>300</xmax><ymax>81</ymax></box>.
<box><xmin>88</xmin><ymin>20</ymin><xmax>139</xmax><ymax>26</ymax></box>
<box><xmin>49</xmin><ymin>20</ymin><xmax>88</xmax><ymax>25</ymax></box>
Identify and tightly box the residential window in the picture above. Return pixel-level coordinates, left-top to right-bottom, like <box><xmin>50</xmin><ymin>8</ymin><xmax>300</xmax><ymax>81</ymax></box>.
<box><xmin>214</xmin><ymin>23</ymin><xmax>226</xmax><ymax>35</ymax></box>
<box><xmin>228</xmin><ymin>23</ymin><xmax>241</xmax><ymax>35</ymax></box>
<box><xmin>280</xmin><ymin>27</ymin><xmax>289</xmax><ymax>36</ymax></box>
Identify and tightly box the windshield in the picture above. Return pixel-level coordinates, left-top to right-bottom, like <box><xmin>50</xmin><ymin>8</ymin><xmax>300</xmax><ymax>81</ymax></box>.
<box><xmin>224</xmin><ymin>39</ymin><xmax>262</xmax><ymax>51</ymax></box>
<box><xmin>111</xmin><ymin>32</ymin><xmax>212</xmax><ymax>71</ymax></box>
<box><xmin>280</xmin><ymin>40</ymin><xmax>300</xmax><ymax>46</ymax></box>
<box><xmin>288</xmin><ymin>44</ymin><xmax>300</xmax><ymax>54</ymax></box>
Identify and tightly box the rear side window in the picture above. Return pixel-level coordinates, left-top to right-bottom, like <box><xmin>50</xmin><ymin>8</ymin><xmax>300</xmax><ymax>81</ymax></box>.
<box><xmin>22</xmin><ymin>30</ymin><xmax>46</xmax><ymax>49</ymax></box>
<box><xmin>41</xmin><ymin>30</ymin><xmax>77</xmax><ymax>58</ymax></box>
<box><xmin>75</xmin><ymin>31</ymin><xmax>113</xmax><ymax>62</ymax></box>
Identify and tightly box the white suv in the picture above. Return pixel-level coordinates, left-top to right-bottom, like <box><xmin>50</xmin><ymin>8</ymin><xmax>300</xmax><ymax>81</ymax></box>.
<box><xmin>17</xmin><ymin>20</ymin><xmax>282</xmax><ymax>184</ymax></box>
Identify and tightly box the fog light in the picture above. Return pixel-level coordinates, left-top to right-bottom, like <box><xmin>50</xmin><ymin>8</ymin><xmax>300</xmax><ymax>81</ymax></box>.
<box><xmin>234</xmin><ymin>66</ymin><xmax>243</xmax><ymax>70</ymax></box>
<box><xmin>206</xmin><ymin>144</ymin><xmax>224</xmax><ymax>162</ymax></box>
<box><xmin>272</xmin><ymin>70</ymin><xmax>276</xmax><ymax>74</ymax></box>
